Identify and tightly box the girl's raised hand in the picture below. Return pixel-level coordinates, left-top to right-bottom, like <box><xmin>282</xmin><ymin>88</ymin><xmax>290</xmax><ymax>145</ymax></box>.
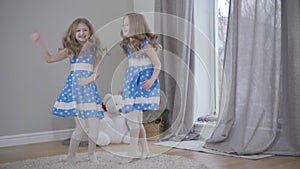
<box><xmin>30</xmin><ymin>30</ymin><xmax>40</xmax><ymax>42</ymax></box>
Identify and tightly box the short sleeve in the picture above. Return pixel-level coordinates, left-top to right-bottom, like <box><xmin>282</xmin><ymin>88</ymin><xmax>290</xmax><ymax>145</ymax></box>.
<box><xmin>141</xmin><ymin>38</ymin><xmax>152</xmax><ymax>49</ymax></box>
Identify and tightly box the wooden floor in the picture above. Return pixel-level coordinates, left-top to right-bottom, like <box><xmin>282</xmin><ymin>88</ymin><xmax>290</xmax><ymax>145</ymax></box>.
<box><xmin>0</xmin><ymin>140</ymin><xmax>299</xmax><ymax>169</ymax></box>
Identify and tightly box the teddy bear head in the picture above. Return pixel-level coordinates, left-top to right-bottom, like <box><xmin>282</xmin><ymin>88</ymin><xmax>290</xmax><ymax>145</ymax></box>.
<box><xmin>102</xmin><ymin>94</ymin><xmax>123</xmax><ymax>115</ymax></box>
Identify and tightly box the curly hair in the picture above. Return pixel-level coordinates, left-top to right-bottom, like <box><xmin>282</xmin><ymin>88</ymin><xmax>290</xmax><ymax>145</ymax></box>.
<box><xmin>120</xmin><ymin>13</ymin><xmax>161</xmax><ymax>54</ymax></box>
<box><xmin>60</xmin><ymin>18</ymin><xmax>104</xmax><ymax>65</ymax></box>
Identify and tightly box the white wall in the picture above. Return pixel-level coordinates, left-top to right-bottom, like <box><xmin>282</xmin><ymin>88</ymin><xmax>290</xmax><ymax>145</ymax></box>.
<box><xmin>133</xmin><ymin>0</ymin><xmax>155</xmax><ymax>30</ymax></box>
<box><xmin>0</xmin><ymin>0</ymin><xmax>133</xmax><ymax>140</ymax></box>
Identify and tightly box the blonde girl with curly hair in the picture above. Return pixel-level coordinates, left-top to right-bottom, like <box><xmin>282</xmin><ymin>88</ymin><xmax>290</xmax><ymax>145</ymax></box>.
<box><xmin>119</xmin><ymin>13</ymin><xmax>161</xmax><ymax>163</ymax></box>
<box><xmin>30</xmin><ymin>18</ymin><xmax>105</xmax><ymax>163</ymax></box>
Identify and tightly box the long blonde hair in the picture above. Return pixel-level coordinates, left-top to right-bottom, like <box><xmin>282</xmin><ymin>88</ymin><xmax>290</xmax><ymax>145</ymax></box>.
<box><xmin>120</xmin><ymin>13</ymin><xmax>161</xmax><ymax>54</ymax></box>
<box><xmin>61</xmin><ymin>18</ymin><xmax>104</xmax><ymax>65</ymax></box>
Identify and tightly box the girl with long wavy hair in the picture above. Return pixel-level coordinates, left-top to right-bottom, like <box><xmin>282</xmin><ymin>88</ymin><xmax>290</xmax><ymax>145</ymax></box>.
<box><xmin>30</xmin><ymin>18</ymin><xmax>104</xmax><ymax>163</ymax></box>
<box><xmin>119</xmin><ymin>13</ymin><xmax>161</xmax><ymax>163</ymax></box>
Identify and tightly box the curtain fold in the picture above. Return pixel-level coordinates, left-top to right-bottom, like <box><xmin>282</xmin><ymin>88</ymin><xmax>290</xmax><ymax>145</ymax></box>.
<box><xmin>266</xmin><ymin>0</ymin><xmax>300</xmax><ymax>155</ymax></box>
<box><xmin>155</xmin><ymin>0</ymin><xmax>195</xmax><ymax>141</ymax></box>
<box><xmin>204</xmin><ymin>0</ymin><xmax>300</xmax><ymax>155</ymax></box>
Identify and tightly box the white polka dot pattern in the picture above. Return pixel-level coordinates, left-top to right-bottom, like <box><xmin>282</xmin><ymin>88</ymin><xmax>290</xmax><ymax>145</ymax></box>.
<box><xmin>52</xmin><ymin>50</ymin><xmax>104</xmax><ymax>119</ymax></box>
<box><xmin>121</xmin><ymin>39</ymin><xmax>160</xmax><ymax>113</ymax></box>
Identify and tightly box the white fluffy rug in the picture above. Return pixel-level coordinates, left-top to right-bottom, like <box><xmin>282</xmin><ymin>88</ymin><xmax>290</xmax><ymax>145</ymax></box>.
<box><xmin>0</xmin><ymin>151</ymin><xmax>209</xmax><ymax>169</ymax></box>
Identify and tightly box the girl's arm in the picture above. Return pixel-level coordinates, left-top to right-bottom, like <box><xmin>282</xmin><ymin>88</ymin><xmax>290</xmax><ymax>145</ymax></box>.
<box><xmin>142</xmin><ymin>43</ymin><xmax>161</xmax><ymax>90</ymax></box>
<box><xmin>79</xmin><ymin>60</ymin><xmax>101</xmax><ymax>86</ymax></box>
<box><xmin>30</xmin><ymin>30</ymin><xmax>69</xmax><ymax>63</ymax></box>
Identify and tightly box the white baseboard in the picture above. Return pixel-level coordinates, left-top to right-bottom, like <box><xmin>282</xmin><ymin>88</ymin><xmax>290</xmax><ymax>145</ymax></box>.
<box><xmin>0</xmin><ymin>129</ymin><xmax>74</xmax><ymax>148</ymax></box>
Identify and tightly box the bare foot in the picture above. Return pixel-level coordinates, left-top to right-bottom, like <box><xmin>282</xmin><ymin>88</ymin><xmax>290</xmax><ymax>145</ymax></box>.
<box><xmin>88</xmin><ymin>153</ymin><xmax>99</xmax><ymax>163</ymax></box>
<box><xmin>66</xmin><ymin>154</ymin><xmax>78</xmax><ymax>162</ymax></box>
<box><xmin>118</xmin><ymin>157</ymin><xmax>138</xmax><ymax>164</ymax></box>
<box><xmin>119</xmin><ymin>152</ymin><xmax>140</xmax><ymax>164</ymax></box>
<box><xmin>141</xmin><ymin>152</ymin><xmax>150</xmax><ymax>159</ymax></box>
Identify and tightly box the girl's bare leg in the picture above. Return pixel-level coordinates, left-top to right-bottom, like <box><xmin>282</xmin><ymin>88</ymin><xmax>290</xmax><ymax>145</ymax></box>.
<box><xmin>87</xmin><ymin>117</ymin><xmax>100</xmax><ymax>163</ymax></box>
<box><xmin>139</xmin><ymin>122</ymin><xmax>150</xmax><ymax>158</ymax></box>
<box><xmin>67</xmin><ymin>117</ymin><xmax>83</xmax><ymax>161</ymax></box>
<box><xmin>127</xmin><ymin>110</ymin><xmax>141</xmax><ymax>158</ymax></box>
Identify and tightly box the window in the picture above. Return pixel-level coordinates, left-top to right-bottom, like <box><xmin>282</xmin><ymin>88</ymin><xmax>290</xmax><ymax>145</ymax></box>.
<box><xmin>216</xmin><ymin>0</ymin><xmax>229</xmax><ymax>118</ymax></box>
<box><xmin>193</xmin><ymin>0</ymin><xmax>229</xmax><ymax>137</ymax></box>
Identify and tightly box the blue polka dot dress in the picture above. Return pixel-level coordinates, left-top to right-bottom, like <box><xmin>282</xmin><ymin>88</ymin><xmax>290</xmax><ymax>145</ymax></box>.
<box><xmin>121</xmin><ymin>39</ymin><xmax>160</xmax><ymax>113</ymax></box>
<box><xmin>52</xmin><ymin>50</ymin><xmax>104</xmax><ymax>119</ymax></box>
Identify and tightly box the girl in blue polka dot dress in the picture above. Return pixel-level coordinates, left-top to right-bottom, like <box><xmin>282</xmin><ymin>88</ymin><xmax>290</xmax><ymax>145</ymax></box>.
<box><xmin>30</xmin><ymin>18</ymin><xmax>104</xmax><ymax>163</ymax></box>
<box><xmin>119</xmin><ymin>13</ymin><xmax>161</xmax><ymax>162</ymax></box>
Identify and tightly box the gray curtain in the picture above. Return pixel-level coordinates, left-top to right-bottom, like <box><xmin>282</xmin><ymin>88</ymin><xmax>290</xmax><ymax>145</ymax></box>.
<box><xmin>155</xmin><ymin>0</ymin><xmax>195</xmax><ymax>141</ymax></box>
<box><xmin>204</xmin><ymin>0</ymin><xmax>300</xmax><ymax>155</ymax></box>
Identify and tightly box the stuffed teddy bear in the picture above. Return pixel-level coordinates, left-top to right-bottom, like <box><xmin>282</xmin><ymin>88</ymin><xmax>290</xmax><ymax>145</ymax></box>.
<box><xmin>96</xmin><ymin>94</ymin><xmax>130</xmax><ymax>146</ymax></box>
